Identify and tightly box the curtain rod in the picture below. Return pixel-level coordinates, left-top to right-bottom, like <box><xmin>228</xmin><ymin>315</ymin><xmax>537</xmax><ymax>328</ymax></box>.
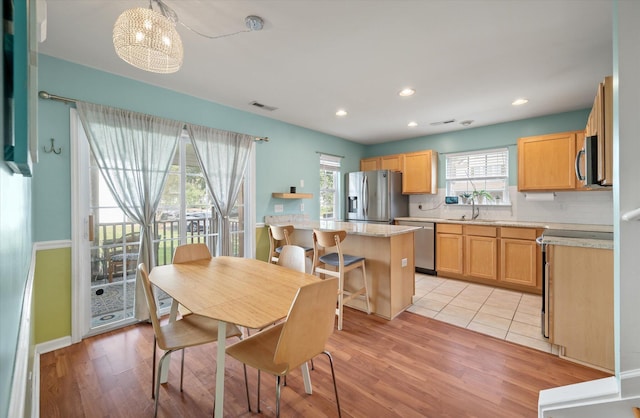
<box><xmin>38</xmin><ymin>90</ymin><xmax>270</xmax><ymax>142</ymax></box>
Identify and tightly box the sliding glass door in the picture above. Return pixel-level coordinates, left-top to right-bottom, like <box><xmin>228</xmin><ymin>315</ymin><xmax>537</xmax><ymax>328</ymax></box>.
<box><xmin>73</xmin><ymin>111</ymin><xmax>255</xmax><ymax>337</ymax></box>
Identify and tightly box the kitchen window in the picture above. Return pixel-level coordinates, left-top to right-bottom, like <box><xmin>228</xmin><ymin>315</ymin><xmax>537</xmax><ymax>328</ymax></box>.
<box><xmin>319</xmin><ymin>154</ymin><xmax>342</xmax><ymax>219</ymax></box>
<box><xmin>445</xmin><ymin>148</ymin><xmax>510</xmax><ymax>205</ymax></box>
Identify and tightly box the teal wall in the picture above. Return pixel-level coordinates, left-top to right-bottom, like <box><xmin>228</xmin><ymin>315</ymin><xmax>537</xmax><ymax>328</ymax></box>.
<box><xmin>366</xmin><ymin>109</ymin><xmax>590</xmax><ymax>187</ymax></box>
<box><xmin>34</xmin><ymin>55</ymin><xmax>366</xmax><ymax>242</ymax></box>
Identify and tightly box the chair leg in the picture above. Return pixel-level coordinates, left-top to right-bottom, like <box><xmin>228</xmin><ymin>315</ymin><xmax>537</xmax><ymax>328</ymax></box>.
<box><xmin>322</xmin><ymin>351</ymin><xmax>342</xmax><ymax>418</ymax></box>
<box><xmin>361</xmin><ymin>262</ymin><xmax>371</xmax><ymax>314</ymax></box>
<box><xmin>243</xmin><ymin>364</ymin><xmax>251</xmax><ymax>412</ymax></box>
<box><xmin>275</xmin><ymin>375</ymin><xmax>282</xmax><ymax>418</ymax></box>
<box><xmin>180</xmin><ymin>348</ymin><xmax>185</xmax><ymax>392</ymax></box>
<box><xmin>257</xmin><ymin>369</ymin><xmax>262</xmax><ymax>413</ymax></box>
<box><xmin>155</xmin><ymin>350</ymin><xmax>174</xmax><ymax>418</ymax></box>
<box><xmin>151</xmin><ymin>337</ymin><xmax>157</xmax><ymax>399</ymax></box>
<box><xmin>337</xmin><ymin>273</ymin><xmax>345</xmax><ymax>331</ymax></box>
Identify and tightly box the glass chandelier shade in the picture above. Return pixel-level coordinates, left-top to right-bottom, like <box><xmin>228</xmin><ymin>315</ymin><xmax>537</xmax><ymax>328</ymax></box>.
<box><xmin>113</xmin><ymin>7</ymin><xmax>183</xmax><ymax>74</ymax></box>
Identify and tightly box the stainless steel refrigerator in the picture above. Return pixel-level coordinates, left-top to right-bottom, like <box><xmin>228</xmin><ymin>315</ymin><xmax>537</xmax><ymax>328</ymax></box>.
<box><xmin>346</xmin><ymin>170</ymin><xmax>408</xmax><ymax>223</ymax></box>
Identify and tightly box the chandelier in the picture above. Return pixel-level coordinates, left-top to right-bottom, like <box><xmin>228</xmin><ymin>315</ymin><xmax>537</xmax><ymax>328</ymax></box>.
<box><xmin>113</xmin><ymin>1</ymin><xmax>183</xmax><ymax>74</ymax></box>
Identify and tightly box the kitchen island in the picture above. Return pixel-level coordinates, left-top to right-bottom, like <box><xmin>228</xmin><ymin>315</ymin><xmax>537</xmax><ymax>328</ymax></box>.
<box><xmin>265</xmin><ymin>217</ymin><xmax>420</xmax><ymax>320</ymax></box>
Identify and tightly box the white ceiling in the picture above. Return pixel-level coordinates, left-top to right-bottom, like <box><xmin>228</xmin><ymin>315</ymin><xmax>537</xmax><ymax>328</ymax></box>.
<box><xmin>38</xmin><ymin>0</ymin><xmax>613</xmax><ymax>144</ymax></box>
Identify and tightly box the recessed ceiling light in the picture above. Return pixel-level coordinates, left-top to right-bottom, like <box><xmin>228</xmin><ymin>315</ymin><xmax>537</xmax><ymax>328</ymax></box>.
<box><xmin>335</xmin><ymin>109</ymin><xmax>348</xmax><ymax>117</ymax></box>
<box><xmin>512</xmin><ymin>98</ymin><xmax>529</xmax><ymax>106</ymax></box>
<box><xmin>407</xmin><ymin>121</ymin><xmax>418</xmax><ymax>127</ymax></box>
<box><xmin>398</xmin><ymin>88</ymin><xmax>415</xmax><ymax>97</ymax></box>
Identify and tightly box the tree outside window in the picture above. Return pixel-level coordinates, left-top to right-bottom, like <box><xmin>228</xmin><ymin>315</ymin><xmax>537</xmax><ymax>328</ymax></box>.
<box><xmin>319</xmin><ymin>154</ymin><xmax>342</xmax><ymax>220</ymax></box>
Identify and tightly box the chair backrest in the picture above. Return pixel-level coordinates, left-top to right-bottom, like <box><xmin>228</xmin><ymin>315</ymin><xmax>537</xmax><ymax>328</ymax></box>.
<box><xmin>137</xmin><ymin>263</ymin><xmax>163</xmax><ymax>338</ymax></box>
<box><xmin>173</xmin><ymin>243</ymin><xmax>212</xmax><ymax>264</ymax></box>
<box><xmin>313</xmin><ymin>229</ymin><xmax>347</xmax><ymax>249</ymax></box>
<box><xmin>269</xmin><ymin>225</ymin><xmax>294</xmax><ymax>243</ymax></box>
<box><xmin>273</xmin><ymin>278</ymin><xmax>338</xmax><ymax>369</ymax></box>
<box><xmin>277</xmin><ymin>245</ymin><xmax>306</xmax><ymax>272</ymax></box>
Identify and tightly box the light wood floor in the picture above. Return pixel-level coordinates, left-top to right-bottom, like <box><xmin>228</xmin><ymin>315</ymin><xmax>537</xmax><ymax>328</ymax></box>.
<box><xmin>40</xmin><ymin>308</ymin><xmax>609</xmax><ymax>417</ymax></box>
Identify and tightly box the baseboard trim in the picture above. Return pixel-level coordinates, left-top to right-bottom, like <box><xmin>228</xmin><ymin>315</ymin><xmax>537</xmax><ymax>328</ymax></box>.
<box><xmin>35</xmin><ymin>336</ymin><xmax>72</xmax><ymax>355</ymax></box>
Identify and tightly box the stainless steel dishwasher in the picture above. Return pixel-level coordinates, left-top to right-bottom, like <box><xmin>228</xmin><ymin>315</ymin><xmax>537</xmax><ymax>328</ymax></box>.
<box><xmin>396</xmin><ymin>220</ymin><xmax>435</xmax><ymax>275</ymax></box>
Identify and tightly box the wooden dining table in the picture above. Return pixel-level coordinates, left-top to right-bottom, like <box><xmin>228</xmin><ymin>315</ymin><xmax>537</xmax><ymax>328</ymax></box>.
<box><xmin>149</xmin><ymin>256</ymin><xmax>320</xmax><ymax>418</ymax></box>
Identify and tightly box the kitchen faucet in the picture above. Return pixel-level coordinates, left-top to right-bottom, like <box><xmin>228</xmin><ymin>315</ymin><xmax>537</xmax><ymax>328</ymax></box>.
<box><xmin>471</xmin><ymin>198</ymin><xmax>480</xmax><ymax>220</ymax></box>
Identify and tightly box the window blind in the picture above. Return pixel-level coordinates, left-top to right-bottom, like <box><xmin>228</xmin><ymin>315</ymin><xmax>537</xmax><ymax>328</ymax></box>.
<box><xmin>446</xmin><ymin>148</ymin><xmax>508</xmax><ymax>180</ymax></box>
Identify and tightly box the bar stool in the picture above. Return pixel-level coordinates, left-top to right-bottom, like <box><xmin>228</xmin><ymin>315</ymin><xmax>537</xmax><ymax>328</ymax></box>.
<box><xmin>268</xmin><ymin>225</ymin><xmax>314</xmax><ymax>268</ymax></box>
<box><xmin>311</xmin><ymin>229</ymin><xmax>371</xmax><ymax>331</ymax></box>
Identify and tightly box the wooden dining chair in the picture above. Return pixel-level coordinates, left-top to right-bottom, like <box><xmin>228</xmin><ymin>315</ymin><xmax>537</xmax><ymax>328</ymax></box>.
<box><xmin>172</xmin><ymin>243</ymin><xmax>212</xmax><ymax>316</ymax></box>
<box><xmin>312</xmin><ymin>229</ymin><xmax>371</xmax><ymax>331</ymax></box>
<box><xmin>276</xmin><ymin>245</ymin><xmax>307</xmax><ymax>273</ymax></box>
<box><xmin>137</xmin><ymin>263</ymin><xmax>243</xmax><ymax>417</ymax></box>
<box><xmin>226</xmin><ymin>278</ymin><xmax>341</xmax><ymax>418</ymax></box>
<box><xmin>173</xmin><ymin>242</ymin><xmax>212</xmax><ymax>263</ymax></box>
<box><xmin>268</xmin><ymin>225</ymin><xmax>314</xmax><ymax>268</ymax></box>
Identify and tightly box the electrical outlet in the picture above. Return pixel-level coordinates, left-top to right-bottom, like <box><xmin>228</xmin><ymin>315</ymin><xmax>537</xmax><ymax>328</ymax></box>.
<box><xmin>401</xmin><ymin>258</ymin><xmax>408</xmax><ymax>267</ymax></box>
<box><xmin>300</xmin><ymin>179</ymin><xmax>304</xmax><ymax>187</ymax></box>
<box><xmin>275</xmin><ymin>204</ymin><xmax>283</xmax><ymax>213</ymax></box>
<box><xmin>300</xmin><ymin>203</ymin><xmax>304</xmax><ymax>211</ymax></box>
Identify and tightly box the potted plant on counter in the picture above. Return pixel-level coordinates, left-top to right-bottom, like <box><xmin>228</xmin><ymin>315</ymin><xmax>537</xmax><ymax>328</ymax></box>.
<box><xmin>472</xmin><ymin>189</ymin><xmax>494</xmax><ymax>205</ymax></box>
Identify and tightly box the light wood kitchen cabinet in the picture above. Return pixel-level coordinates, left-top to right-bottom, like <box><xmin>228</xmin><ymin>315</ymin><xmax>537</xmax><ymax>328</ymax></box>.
<box><xmin>518</xmin><ymin>131</ymin><xmax>582</xmax><ymax>191</ymax></box>
<box><xmin>435</xmin><ymin>224</ymin><xmax>463</xmax><ymax>275</ymax></box>
<box><xmin>360</xmin><ymin>154</ymin><xmax>403</xmax><ymax>172</ymax></box>
<box><xmin>437</xmin><ymin>223</ymin><xmax>541</xmax><ymax>293</ymax></box>
<box><xmin>402</xmin><ymin>150</ymin><xmax>438</xmax><ymax>194</ymax></box>
<box><xmin>464</xmin><ymin>225</ymin><xmax>498</xmax><ymax>281</ymax></box>
<box><xmin>549</xmin><ymin>245</ymin><xmax>613</xmax><ymax>372</ymax></box>
<box><xmin>381</xmin><ymin>154</ymin><xmax>403</xmax><ymax>172</ymax></box>
<box><xmin>360</xmin><ymin>157</ymin><xmax>381</xmax><ymax>171</ymax></box>
<box><xmin>500</xmin><ymin>227</ymin><xmax>540</xmax><ymax>288</ymax></box>
<box><xmin>584</xmin><ymin>76</ymin><xmax>613</xmax><ymax>186</ymax></box>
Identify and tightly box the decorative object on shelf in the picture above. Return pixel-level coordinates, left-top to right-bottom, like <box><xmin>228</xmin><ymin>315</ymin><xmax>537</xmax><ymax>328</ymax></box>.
<box><xmin>472</xmin><ymin>189</ymin><xmax>494</xmax><ymax>205</ymax></box>
<box><xmin>113</xmin><ymin>0</ymin><xmax>264</xmax><ymax>74</ymax></box>
<box><xmin>459</xmin><ymin>193</ymin><xmax>472</xmax><ymax>204</ymax></box>
<box><xmin>290</xmin><ymin>186</ymin><xmax>296</xmax><ymax>193</ymax></box>
<box><xmin>43</xmin><ymin>138</ymin><xmax>62</xmax><ymax>154</ymax></box>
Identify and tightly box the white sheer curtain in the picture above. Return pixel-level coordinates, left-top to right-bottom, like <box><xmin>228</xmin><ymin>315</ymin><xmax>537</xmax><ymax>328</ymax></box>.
<box><xmin>186</xmin><ymin>124</ymin><xmax>253</xmax><ymax>256</ymax></box>
<box><xmin>76</xmin><ymin>102</ymin><xmax>183</xmax><ymax>319</ymax></box>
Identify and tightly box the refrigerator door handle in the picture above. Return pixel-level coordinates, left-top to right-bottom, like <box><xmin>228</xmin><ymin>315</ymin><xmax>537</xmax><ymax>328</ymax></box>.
<box><xmin>363</xmin><ymin>175</ymin><xmax>369</xmax><ymax>217</ymax></box>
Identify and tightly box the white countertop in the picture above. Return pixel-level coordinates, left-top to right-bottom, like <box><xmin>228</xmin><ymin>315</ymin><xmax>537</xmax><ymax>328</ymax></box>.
<box><xmin>272</xmin><ymin>220</ymin><xmax>420</xmax><ymax>237</ymax></box>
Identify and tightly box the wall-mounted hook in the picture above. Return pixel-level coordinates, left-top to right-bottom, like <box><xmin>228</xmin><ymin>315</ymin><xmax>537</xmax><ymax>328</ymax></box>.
<box><xmin>43</xmin><ymin>138</ymin><xmax>62</xmax><ymax>154</ymax></box>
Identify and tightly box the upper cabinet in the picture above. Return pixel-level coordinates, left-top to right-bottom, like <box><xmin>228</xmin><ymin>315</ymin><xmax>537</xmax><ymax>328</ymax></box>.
<box><xmin>381</xmin><ymin>154</ymin><xmax>403</xmax><ymax>172</ymax></box>
<box><xmin>586</xmin><ymin>76</ymin><xmax>613</xmax><ymax>186</ymax></box>
<box><xmin>360</xmin><ymin>154</ymin><xmax>404</xmax><ymax>172</ymax></box>
<box><xmin>518</xmin><ymin>131</ymin><xmax>582</xmax><ymax>191</ymax></box>
<box><xmin>360</xmin><ymin>157</ymin><xmax>381</xmax><ymax>171</ymax></box>
<box><xmin>402</xmin><ymin>150</ymin><xmax>438</xmax><ymax>194</ymax></box>
<box><xmin>360</xmin><ymin>150</ymin><xmax>438</xmax><ymax>194</ymax></box>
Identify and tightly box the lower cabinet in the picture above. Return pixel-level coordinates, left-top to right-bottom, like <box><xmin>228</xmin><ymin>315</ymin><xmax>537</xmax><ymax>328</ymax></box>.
<box><xmin>464</xmin><ymin>226</ymin><xmax>498</xmax><ymax>281</ymax></box>
<box><xmin>549</xmin><ymin>245</ymin><xmax>614</xmax><ymax>372</ymax></box>
<box><xmin>500</xmin><ymin>227</ymin><xmax>539</xmax><ymax>287</ymax></box>
<box><xmin>436</xmin><ymin>223</ymin><xmax>541</xmax><ymax>293</ymax></box>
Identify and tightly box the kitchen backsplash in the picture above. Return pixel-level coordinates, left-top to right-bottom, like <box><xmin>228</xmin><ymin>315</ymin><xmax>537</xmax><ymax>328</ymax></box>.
<box><xmin>409</xmin><ymin>186</ymin><xmax>613</xmax><ymax>225</ymax></box>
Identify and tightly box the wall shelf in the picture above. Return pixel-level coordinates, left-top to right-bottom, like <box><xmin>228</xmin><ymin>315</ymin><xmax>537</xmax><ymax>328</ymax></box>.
<box><xmin>272</xmin><ymin>193</ymin><xmax>313</xmax><ymax>199</ymax></box>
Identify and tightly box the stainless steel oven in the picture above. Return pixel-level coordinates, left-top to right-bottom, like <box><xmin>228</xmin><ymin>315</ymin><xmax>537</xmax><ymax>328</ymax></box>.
<box><xmin>537</xmin><ymin>229</ymin><xmax>613</xmax><ymax>339</ymax></box>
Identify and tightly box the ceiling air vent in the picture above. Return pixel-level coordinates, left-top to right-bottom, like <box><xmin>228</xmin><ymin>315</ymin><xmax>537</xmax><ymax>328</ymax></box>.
<box><xmin>430</xmin><ymin>119</ymin><xmax>456</xmax><ymax>126</ymax></box>
<box><xmin>249</xmin><ymin>101</ymin><xmax>278</xmax><ymax>111</ymax></box>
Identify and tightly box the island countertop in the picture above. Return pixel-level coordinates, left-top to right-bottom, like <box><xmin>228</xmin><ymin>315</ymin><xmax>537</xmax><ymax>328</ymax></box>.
<box><xmin>272</xmin><ymin>220</ymin><xmax>421</xmax><ymax>237</ymax></box>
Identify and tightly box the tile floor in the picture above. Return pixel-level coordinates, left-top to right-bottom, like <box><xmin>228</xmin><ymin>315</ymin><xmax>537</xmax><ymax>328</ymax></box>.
<box><xmin>408</xmin><ymin>273</ymin><xmax>557</xmax><ymax>354</ymax></box>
